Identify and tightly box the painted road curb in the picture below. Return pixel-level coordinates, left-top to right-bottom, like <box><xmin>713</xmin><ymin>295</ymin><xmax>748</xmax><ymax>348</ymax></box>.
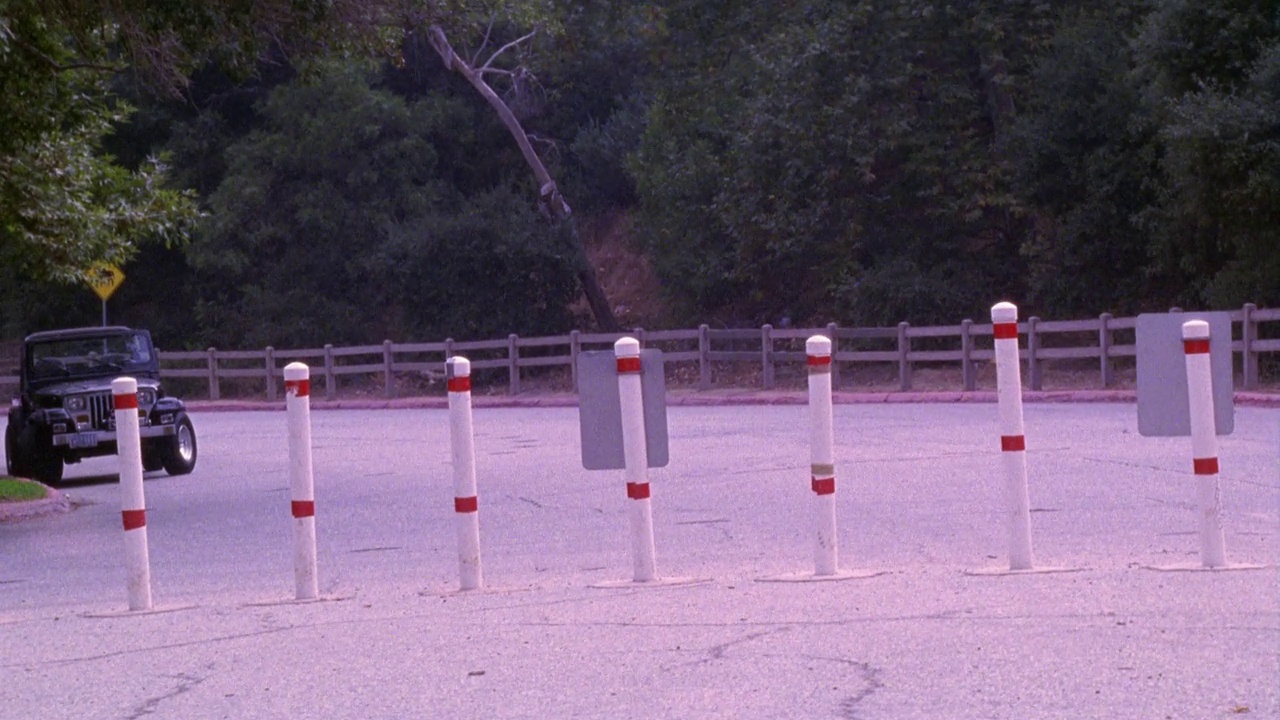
<box><xmin>185</xmin><ymin>390</ymin><xmax>1280</xmax><ymax>412</ymax></box>
<box><xmin>0</xmin><ymin>480</ymin><xmax>71</xmax><ymax>521</ymax></box>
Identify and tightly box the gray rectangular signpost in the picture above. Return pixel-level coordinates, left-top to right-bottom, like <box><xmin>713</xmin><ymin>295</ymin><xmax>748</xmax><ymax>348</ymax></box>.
<box><xmin>1135</xmin><ymin>312</ymin><xmax>1233</xmax><ymax>437</ymax></box>
<box><xmin>577</xmin><ymin>349</ymin><xmax>669</xmax><ymax>470</ymax></box>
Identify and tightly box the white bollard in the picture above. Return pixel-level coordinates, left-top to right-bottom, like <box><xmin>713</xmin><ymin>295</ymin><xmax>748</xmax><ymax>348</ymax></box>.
<box><xmin>113</xmin><ymin>377</ymin><xmax>153</xmax><ymax>611</ymax></box>
<box><xmin>1182</xmin><ymin>321</ymin><xmax>1227</xmax><ymax>568</ymax></box>
<box><xmin>615</xmin><ymin>337</ymin><xmax>657</xmax><ymax>582</ymax></box>
<box><xmin>991</xmin><ymin>302</ymin><xmax>1036</xmax><ymax>571</ymax></box>
<box><xmin>284</xmin><ymin>362</ymin><xmax>318</xmax><ymax>600</ymax></box>
<box><xmin>807</xmin><ymin>335</ymin><xmax>839</xmax><ymax>576</ymax></box>
<box><xmin>447</xmin><ymin>356</ymin><xmax>483</xmax><ymax>590</ymax></box>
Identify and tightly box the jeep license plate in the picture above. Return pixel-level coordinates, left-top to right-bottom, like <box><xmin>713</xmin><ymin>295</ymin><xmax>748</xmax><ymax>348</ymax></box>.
<box><xmin>68</xmin><ymin>433</ymin><xmax>97</xmax><ymax>449</ymax></box>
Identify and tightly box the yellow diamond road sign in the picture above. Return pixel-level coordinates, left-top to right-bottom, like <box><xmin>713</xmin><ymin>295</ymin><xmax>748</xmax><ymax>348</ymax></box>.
<box><xmin>87</xmin><ymin>263</ymin><xmax>125</xmax><ymax>301</ymax></box>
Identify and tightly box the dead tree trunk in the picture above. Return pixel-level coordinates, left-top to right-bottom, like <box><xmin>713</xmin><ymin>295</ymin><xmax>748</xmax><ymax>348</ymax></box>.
<box><xmin>427</xmin><ymin>25</ymin><xmax>620</xmax><ymax>332</ymax></box>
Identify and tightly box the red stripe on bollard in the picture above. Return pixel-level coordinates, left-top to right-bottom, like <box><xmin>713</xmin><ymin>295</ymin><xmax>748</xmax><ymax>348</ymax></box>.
<box><xmin>807</xmin><ymin>355</ymin><xmax>832</xmax><ymax>366</ymax></box>
<box><xmin>285</xmin><ymin>378</ymin><xmax>310</xmax><ymax>397</ymax></box>
<box><xmin>1183</xmin><ymin>339</ymin><xmax>1210</xmax><ymax>355</ymax></box>
<box><xmin>616</xmin><ymin>357</ymin><xmax>642</xmax><ymax>374</ymax></box>
<box><xmin>626</xmin><ymin>482</ymin><xmax>650</xmax><ymax>500</ymax></box>
<box><xmin>447</xmin><ymin>376</ymin><xmax>471</xmax><ymax>393</ymax></box>
<box><xmin>454</xmin><ymin>496</ymin><xmax>478</xmax><ymax>513</ymax></box>
<box><xmin>811</xmin><ymin>477</ymin><xmax>836</xmax><ymax>495</ymax></box>
<box><xmin>122</xmin><ymin>509</ymin><xmax>146</xmax><ymax>531</ymax></box>
<box><xmin>291</xmin><ymin>500</ymin><xmax>315</xmax><ymax>518</ymax></box>
<box><xmin>992</xmin><ymin>322</ymin><xmax>1019</xmax><ymax>340</ymax></box>
<box><xmin>1000</xmin><ymin>435</ymin><xmax>1026</xmax><ymax>452</ymax></box>
<box><xmin>113</xmin><ymin>393</ymin><xmax>138</xmax><ymax>411</ymax></box>
<box><xmin>1193</xmin><ymin>457</ymin><xmax>1219</xmax><ymax>475</ymax></box>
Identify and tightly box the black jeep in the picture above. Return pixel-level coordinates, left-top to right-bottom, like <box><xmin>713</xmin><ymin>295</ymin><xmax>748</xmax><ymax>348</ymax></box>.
<box><xmin>5</xmin><ymin>326</ymin><xmax>197</xmax><ymax>485</ymax></box>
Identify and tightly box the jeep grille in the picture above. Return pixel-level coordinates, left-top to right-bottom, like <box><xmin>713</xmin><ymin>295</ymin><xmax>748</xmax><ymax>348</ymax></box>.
<box><xmin>88</xmin><ymin>393</ymin><xmax>115</xmax><ymax>430</ymax></box>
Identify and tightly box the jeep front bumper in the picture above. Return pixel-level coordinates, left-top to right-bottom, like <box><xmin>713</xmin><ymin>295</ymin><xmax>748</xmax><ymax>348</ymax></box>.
<box><xmin>51</xmin><ymin>424</ymin><xmax>177</xmax><ymax>448</ymax></box>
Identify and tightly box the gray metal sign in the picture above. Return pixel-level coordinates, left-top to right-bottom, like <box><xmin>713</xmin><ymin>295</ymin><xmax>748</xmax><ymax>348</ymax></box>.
<box><xmin>1136</xmin><ymin>312</ymin><xmax>1233</xmax><ymax>437</ymax></box>
<box><xmin>577</xmin><ymin>349</ymin><xmax>669</xmax><ymax>470</ymax></box>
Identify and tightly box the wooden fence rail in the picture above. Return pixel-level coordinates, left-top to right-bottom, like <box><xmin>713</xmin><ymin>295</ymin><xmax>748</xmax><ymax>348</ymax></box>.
<box><xmin>3</xmin><ymin>304</ymin><xmax>1277</xmax><ymax>400</ymax></box>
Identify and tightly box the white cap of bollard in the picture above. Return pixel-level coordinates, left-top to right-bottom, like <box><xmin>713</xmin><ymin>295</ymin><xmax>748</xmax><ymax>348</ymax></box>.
<box><xmin>991</xmin><ymin>301</ymin><xmax>1018</xmax><ymax>324</ymax></box>
<box><xmin>806</xmin><ymin>335</ymin><xmax>832</xmax><ymax>357</ymax></box>
<box><xmin>447</xmin><ymin>355</ymin><xmax>472</xmax><ymax>377</ymax></box>
<box><xmin>112</xmin><ymin>376</ymin><xmax>137</xmax><ymax>397</ymax></box>
<box><xmin>1182</xmin><ymin>320</ymin><xmax>1210</xmax><ymax>340</ymax></box>
<box><xmin>614</xmin><ymin>336</ymin><xmax>640</xmax><ymax>358</ymax></box>
<box><xmin>284</xmin><ymin>362</ymin><xmax>309</xmax><ymax>382</ymax></box>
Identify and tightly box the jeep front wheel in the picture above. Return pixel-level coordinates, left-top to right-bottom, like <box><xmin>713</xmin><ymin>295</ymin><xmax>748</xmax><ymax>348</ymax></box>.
<box><xmin>5</xmin><ymin>422</ymin><xmax>29</xmax><ymax>478</ymax></box>
<box><xmin>29</xmin><ymin>443</ymin><xmax>62</xmax><ymax>481</ymax></box>
<box><xmin>142</xmin><ymin>444</ymin><xmax>165</xmax><ymax>473</ymax></box>
<box><xmin>12</xmin><ymin>424</ymin><xmax>60</xmax><ymax>485</ymax></box>
<box><xmin>161</xmin><ymin>414</ymin><xmax>197</xmax><ymax>476</ymax></box>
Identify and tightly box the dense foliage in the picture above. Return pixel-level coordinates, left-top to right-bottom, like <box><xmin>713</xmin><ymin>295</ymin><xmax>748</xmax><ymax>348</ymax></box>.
<box><xmin>1</xmin><ymin>1</ymin><xmax>1276</xmax><ymax>347</ymax></box>
<box><xmin>631</xmin><ymin>0</ymin><xmax>1279</xmax><ymax>325</ymax></box>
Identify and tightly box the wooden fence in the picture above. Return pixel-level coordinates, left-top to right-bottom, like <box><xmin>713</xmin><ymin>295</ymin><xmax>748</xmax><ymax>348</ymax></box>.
<box><xmin>1</xmin><ymin>304</ymin><xmax>1275</xmax><ymax>400</ymax></box>
<box><xmin>140</xmin><ymin>303</ymin><xmax>1280</xmax><ymax>401</ymax></box>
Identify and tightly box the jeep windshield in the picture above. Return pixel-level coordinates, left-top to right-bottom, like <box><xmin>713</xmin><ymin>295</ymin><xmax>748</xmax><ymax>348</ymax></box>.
<box><xmin>26</xmin><ymin>331</ymin><xmax>155</xmax><ymax>381</ymax></box>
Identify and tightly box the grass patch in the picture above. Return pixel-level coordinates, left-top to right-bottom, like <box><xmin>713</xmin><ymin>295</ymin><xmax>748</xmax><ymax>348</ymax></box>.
<box><xmin>0</xmin><ymin>477</ymin><xmax>48</xmax><ymax>502</ymax></box>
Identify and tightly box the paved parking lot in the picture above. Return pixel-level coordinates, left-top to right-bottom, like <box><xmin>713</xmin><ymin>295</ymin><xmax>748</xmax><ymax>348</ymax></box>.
<box><xmin>1</xmin><ymin>403</ymin><xmax>1276</xmax><ymax>719</ymax></box>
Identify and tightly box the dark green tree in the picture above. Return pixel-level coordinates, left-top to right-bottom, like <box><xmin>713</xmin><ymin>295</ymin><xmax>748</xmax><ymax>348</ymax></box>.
<box><xmin>1009</xmin><ymin>4</ymin><xmax>1158</xmax><ymax>316</ymax></box>
<box><xmin>631</xmin><ymin>1</ymin><xmax>1053</xmax><ymax>325</ymax></box>
<box><xmin>1134</xmin><ymin>0</ymin><xmax>1280</xmax><ymax>309</ymax></box>
<box><xmin>188</xmin><ymin>63</ymin><xmax>578</xmax><ymax>347</ymax></box>
<box><xmin>0</xmin><ymin>0</ymin><xmax>561</xmax><ymax>336</ymax></box>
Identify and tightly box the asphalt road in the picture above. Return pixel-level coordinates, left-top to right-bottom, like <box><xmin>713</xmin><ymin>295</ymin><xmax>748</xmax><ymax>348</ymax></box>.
<box><xmin>1</xmin><ymin>403</ymin><xmax>1277</xmax><ymax>719</ymax></box>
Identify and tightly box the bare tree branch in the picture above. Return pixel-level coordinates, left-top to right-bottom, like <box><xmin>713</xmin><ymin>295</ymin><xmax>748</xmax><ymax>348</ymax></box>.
<box><xmin>481</xmin><ymin>30</ymin><xmax>537</xmax><ymax>70</ymax></box>
<box><xmin>427</xmin><ymin>26</ymin><xmax>553</xmax><ymax>191</ymax></box>
<box><xmin>426</xmin><ymin>23</ymin><xmax>620</xmax><ymax>332</ymax></box>
<box><xmin>469</xmin><ymin>17</ymin><xmax>496</xmax><ymax>67</ymax></box>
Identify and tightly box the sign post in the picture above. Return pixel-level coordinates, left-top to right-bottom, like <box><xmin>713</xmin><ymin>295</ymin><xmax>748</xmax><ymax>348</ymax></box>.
<box><xmin>86</xmin><ymin>263</ymin><xmax>126</xmax><ymax>326</ymax></box>
<box><xmin>1136</xmin><ymin>312</ymin><xmax>1233</xmax><ymax>436</ymax></box>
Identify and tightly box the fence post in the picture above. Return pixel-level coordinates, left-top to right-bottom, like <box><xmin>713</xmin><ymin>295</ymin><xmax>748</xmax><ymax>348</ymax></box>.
<box><xmin>206</xmin><ymin>347</ymin><xmax>220</xmax><ymax>401</ymax></box>
<box><xmin>443</xmin><ymin>338</ymin><xmax>454</xmax><ymax>393</ymax></box>
<box><xmin>826</xmin><ymin>323</ymin><xmax>840</xmax><ymax>389</ymax></box>
<box><xmin>1241</xmin><ymin>303</ymin><xmax>1258</xmax><ymax>390</ymax></box>
<box><xmin>897</xmin><ymin>322</ymin><xmax>912</xmax><ymax>391</ymax></box>
<box><xmin>508</xmin><ymin>334</ymin><xmax>520</xmax><ymax>395</ymax></box>
<box><xmin>761</xmin><ymin>324</ymin><xmax>775</xmax><ymax>390</ymax></box>
<box><xmin>698</xmin><ymin>324</ymin><xmax>711</xmax><ymax>391</ymax></box>
<box><xmin>1027</xmin><ymin>317</ymin><xmax>1042</xmax><ymax>391</ymax></box>
<box><xmin>324</xmin><ymin>344</ymin><xmax>336</xmax><ymax>400</ymax></box>
<box><xmin>1099</xmin><ymin>313</ymin><xmax>1113</xmax><ymax>388</ymax></box>
<box><xmin>382</xmin><ymin>340</ymin><xmax>395</xmax><ymax>398</ymax></box>
<box><xmin>570</xmin><ymin>330</ymin><xmax>582</xmax><ymax>393</ymax></box>
<box><xmin>960</xmin><ymin>319</ymin><xmax>974</xmax><ymax>391</ymax></box>
<box><xmin>265</xmin><ymin>346</ymin><xmax>277</xmax><ymax>402</ymax></box>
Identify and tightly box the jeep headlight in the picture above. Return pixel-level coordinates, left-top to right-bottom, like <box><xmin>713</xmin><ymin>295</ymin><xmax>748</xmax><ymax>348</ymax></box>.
<box><xmin>64</xmin><ymin>396</ymin><xmax>86</xmax><ymax>412</ymax></box>
<box><xmin>137</xmin><ymin>388</ymin><xmax>157</xmax><ymax>406</ymax></box>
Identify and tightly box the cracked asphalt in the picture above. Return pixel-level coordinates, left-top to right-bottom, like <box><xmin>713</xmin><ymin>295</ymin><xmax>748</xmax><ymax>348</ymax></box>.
<box><xmin>1</xmin><ymin>403</ymin><xmax>1276</xmax><ymax>719</ymax></box>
